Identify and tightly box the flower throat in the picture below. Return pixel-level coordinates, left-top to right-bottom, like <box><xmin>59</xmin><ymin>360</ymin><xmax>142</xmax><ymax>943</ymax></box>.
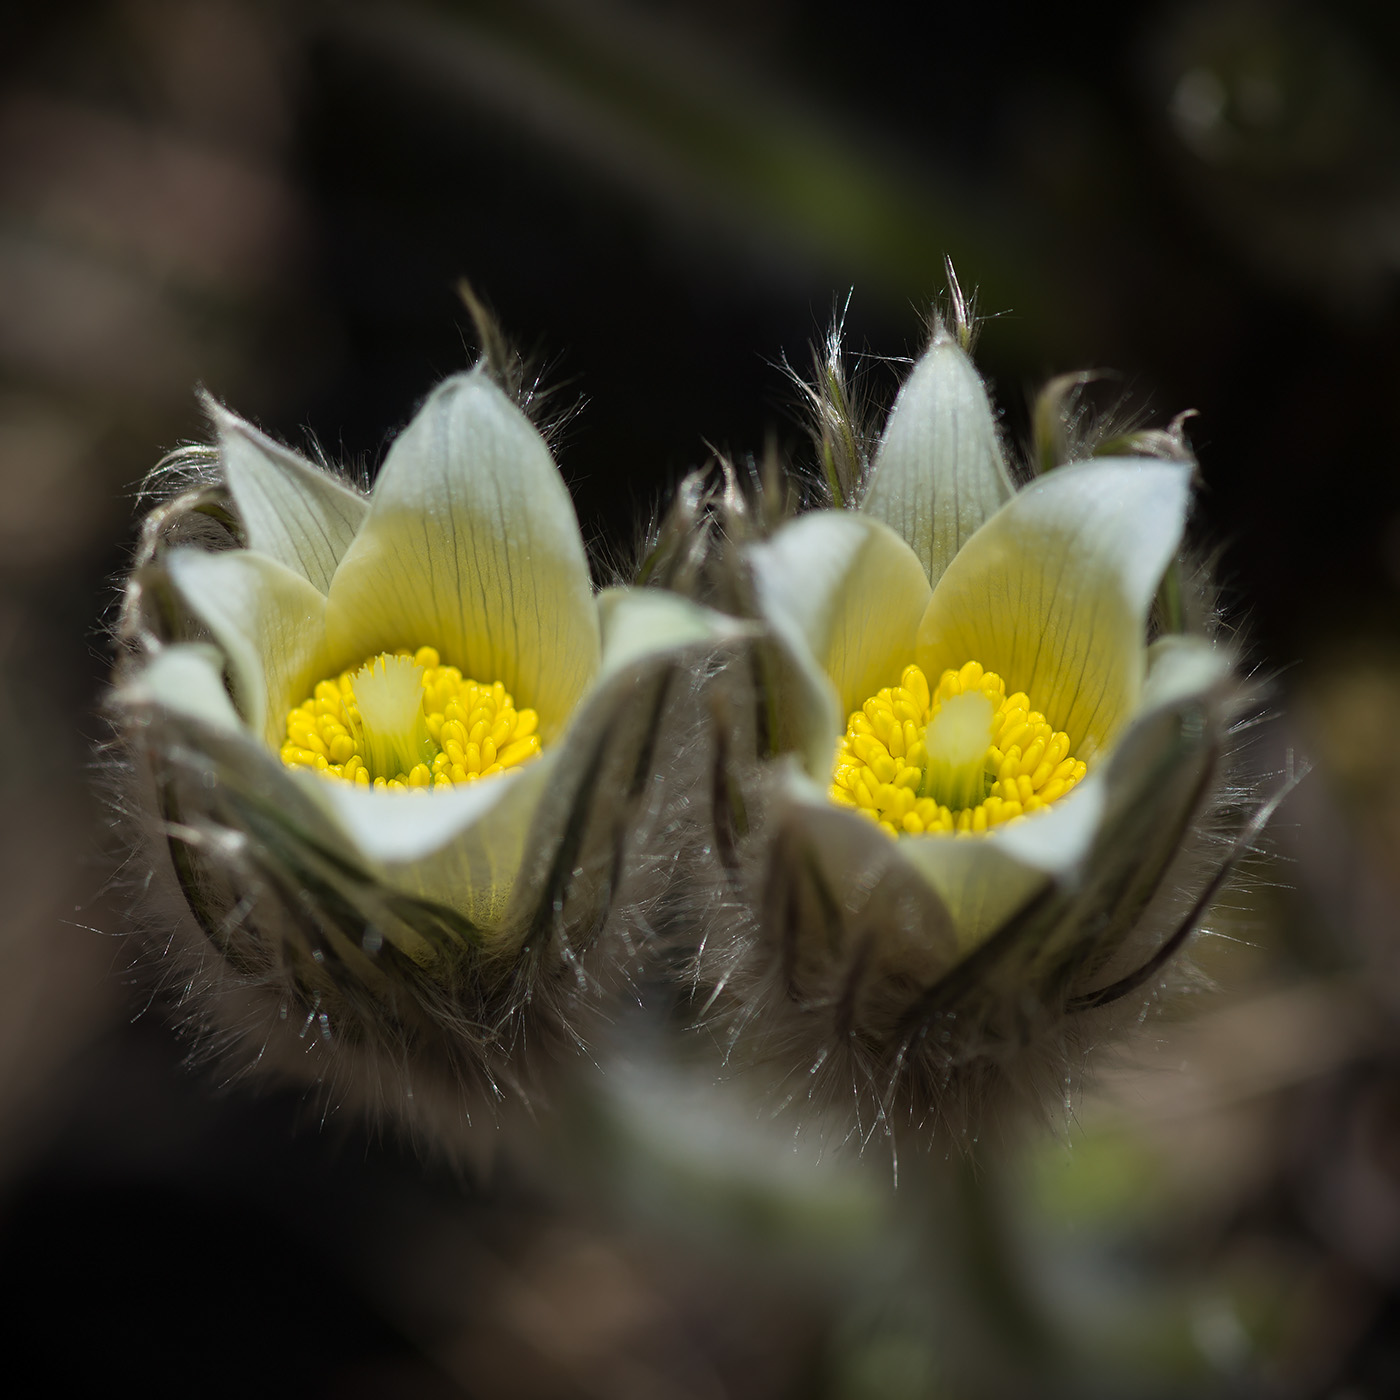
<box><xmin>831</xmin><ymin>661</ymin><xmax>1086</xmax><ymax>837</ymax></box>
<box><xmin>281</xmin><ymin>646</ymin><xmax>541</xmax><ymax>789</ymax></box>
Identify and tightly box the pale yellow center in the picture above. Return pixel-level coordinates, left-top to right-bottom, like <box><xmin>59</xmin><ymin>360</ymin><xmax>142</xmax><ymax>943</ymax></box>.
<box><xmin>281</xmin><ymin>645</ymin><xmax>542</xmax><ymax>790</ymax></box>
<box><xmin>830</xmin><ymin>660</ymin><xmax>1087</xmax><ymax>837</ymax></box>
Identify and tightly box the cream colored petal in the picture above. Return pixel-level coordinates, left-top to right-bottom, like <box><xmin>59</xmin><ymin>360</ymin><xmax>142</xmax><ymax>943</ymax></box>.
<box><xmin>899</xmin><ymin>780</ymin><xmax>1106</xmax><ymax>952</ymax></box>
<box><xmin>916</xmin><ymin>460</ymin><xmax>1191</xmax><ymax>758</ymax></box>
<box><xmin>1026</xmin><ymin>633</ymin><xmax>1233</xmax><ymax>985</ymax></box>
<box><xmin>861</xmin><ymin>333</ymin><xmax>1015</xmax><ymax>587</ymax></box>
<box><xmin>749</xmin><ymin>512</ymin><xmax>932</xmax><ymax>775</ymax></box>
<box><xmin>781</xmin><ymin>637</ymin><xmax>1228</xmax><ymax>966</ymax></box>
<box><xmin>772</xmin><ymin>767</ymin><xmax>961</xmax><ymax>999</ymax></box>
<box><xmin>116</xmin><ymin>643</ymin><xmax>243</xmax><ymax>733</ymax></box>
<box><xmin>1140</xmin><ymin>633</ymin><xmax>1232</xmax><ymax>711</ymax></box>
<box><xmin>596</xmin><ymin>586</ymin><xmax>749</xmax><ymax>677</ymax></box>
<box><xmin>165</xmin><ymin>547</ymin><xmax>329</xmax><ymax>746</ymax></box>
<box><xmin>901</xmin><ymin>640</ymin><xmax>1229</xmax><ymax>962</ymax></box>
<box><xmin>115</xmin><ymin>668</ymin><xmax>372</xmax><ymax>916</ymax></box>
<box><xmin>295</xmin><ymin>589</ymin><xmax>726</xmax><ymax>937</ymax></box>
<box><xmin>145</xmin><ymin>713</ymin><xmax>440</xmax><ymax>964</ymax></box>
<box><xmin>211</xmin><ymin>402</ymin><xmax>367</xmax><ymax>594</ymax></box>
<box><xmin>324</xmin><ymin>372</ymin><xmax>600</xmax><ymax>740</ymax></box>
<box><xmin>1088</xmin><ymin>634</ymin><xmax>1231</xmax><ymax>868</ymax></box>
<box><xmin>303</xmin><ymin>760</ymin><xmax>547</xmax><ymax>863</ymax></box>
<box><xmin>303</xmin><ymin>756</ymin><xmax>557</xmax><ymax>932</ymax></box>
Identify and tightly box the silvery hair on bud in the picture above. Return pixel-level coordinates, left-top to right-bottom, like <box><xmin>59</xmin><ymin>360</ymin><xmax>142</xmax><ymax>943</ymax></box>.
<box><xmin>102</xmin><ymin>298</ymin><xmax>660</xmax><ymax>1163</ymax></box>
<box><xmin>671</xmin><ymin>293</ymin><xmax>1288</xmax><ymax>1165</ymax></box>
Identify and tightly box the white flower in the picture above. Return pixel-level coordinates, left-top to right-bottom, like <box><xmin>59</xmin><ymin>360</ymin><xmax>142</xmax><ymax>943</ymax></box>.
<box><xmin>697</xmin><ymin>320</ymin><xmax>1257</xmax><ymax>1146</ymax></box>
<box><xmin>114</xmin><ymin>368</ymin><xmax>729</xmax><ymax>1148</ymax></box>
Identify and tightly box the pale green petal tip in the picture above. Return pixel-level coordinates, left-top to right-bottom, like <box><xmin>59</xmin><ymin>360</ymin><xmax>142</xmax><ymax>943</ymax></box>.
<box><xmin>398</xmin><ymin>369</ymin><xmax>552</xmax><ymax>485</ymax></box>
<box><xmin>206</xmin><ymin>398</ymin><xmax>368</xmax><ymax>594</ymax></box>
<box><xmin>751</xmin><ymin>511</ymin><xmax>931</xmax><ymax>718</ymax></box>
<box><xmin>597</xmin><ymin>587</ymin><xmax>750</xmax><ymax>676</ymax></box>
<box><xmin>862</xmin><ymin>334</ymin><xmax>1014</xmax><ymax>586</ymax></box>
<box><xmin>1142</xmin><ymin>633</ymin><xmax>1232</xmax><ymax>711</ymax></box>
<box><xmin>748</xmin><ymin>516</ymin><xmax>864</xmax><ymax>777</ymax></box>
<box><xmin>748</xmin><ymin>512</ymin><xmax>932</xmax><ymax>783</ymax></box>
<box><xmin>117</xmin><ymin>642</ymin><xmax>242</xmax><ymax>734</ymax></box>
<box><xmin>420</xmin><ymin>365</ymin><xmax>513</xmax><ymax>421</ymax></box>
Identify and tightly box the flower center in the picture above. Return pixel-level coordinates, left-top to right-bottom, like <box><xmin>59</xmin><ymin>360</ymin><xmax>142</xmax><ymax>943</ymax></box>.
<box><xmin>830</xmin><ymin>660</ymin><xmax>1087</xmax><ymax>837</ymax></box>
<box><xmin>281</xmin><ymin>645</ymin><xmax>541</xmax><ymax>790</ymax></box>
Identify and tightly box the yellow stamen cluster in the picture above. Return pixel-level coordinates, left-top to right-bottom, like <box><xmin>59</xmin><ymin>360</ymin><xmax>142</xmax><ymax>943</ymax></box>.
<box><xmin>281</xmin><ymin>645</ymin><xmax>541</xmax><ymax>791</ymax></box>
<box><xmin>830</xmin><ymin>660</ymin><xmax>1087</xmax><ymax>838</ymax></box>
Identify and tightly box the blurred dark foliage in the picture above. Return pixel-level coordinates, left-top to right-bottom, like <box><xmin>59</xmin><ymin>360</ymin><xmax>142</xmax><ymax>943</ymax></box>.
<box><xmin>3</xmin><ymin>1</ymin><xmax>1400</xmax><ymax>1395</ymax></box>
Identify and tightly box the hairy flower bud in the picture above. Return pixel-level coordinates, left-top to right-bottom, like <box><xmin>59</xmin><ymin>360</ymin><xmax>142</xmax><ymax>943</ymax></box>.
<box><xmin>677</xmin><ymin>300</ymin><xmax>1279</xmax><ymax>1155</ymax></box>
<box><xmin>109</xmin><ymin>363</ymin><xmax>730</xmax><ymax>1156</ymax></box>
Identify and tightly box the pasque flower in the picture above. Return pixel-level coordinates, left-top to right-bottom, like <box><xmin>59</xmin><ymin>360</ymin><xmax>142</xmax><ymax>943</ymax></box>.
<box><xmin>692</xmin><ymin>309</ymin><xmax>1263</xmax><ymax>1149</ymax></box>
<box><xmin>113</xmin><ymin>366</ymin><xmax>727</xmax><ymax>1149</ymax></box>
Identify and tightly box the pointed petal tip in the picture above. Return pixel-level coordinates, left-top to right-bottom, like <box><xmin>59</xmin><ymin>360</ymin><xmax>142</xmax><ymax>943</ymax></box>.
<box><xmin>116</xmin><ymin>641</ymin><xmax>244</xmax><ymax>735</ymax></box>
<box><xmin>863</xmin><ymin>332</ymin><xmax>1013</xmax><ymax>586</ymax></box>
<box><xmin>596</xmin><ymin>587</ymin><xmax>755</xmax><ymax>676</ymax></box>
<box><xmin>212</xmin><ymin>405</ymin><xmax>367</xmax><ymax>594</ymax></box>
<box><xmin>327</xmin><ymin>365</ymin><xmax>597</xmax><ymax>737</ymax></box>
<box><xmin>199</xmin><ymin>393</ymin><xmax>267</xmax><ymax>450</ymax></box>
<box><xmin>195</xmin><ymin>384</ymin><xmax>223</xmax><ymax>419</ymax></box>
<box><xmin>414</xmin><ymin>365</ymin><xmax>512</xmax><ymax>419</ymax></box>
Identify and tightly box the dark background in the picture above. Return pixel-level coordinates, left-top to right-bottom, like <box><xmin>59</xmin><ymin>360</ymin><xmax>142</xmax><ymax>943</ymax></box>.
<box><xmin>3</xmin><ymin>1</ymin><xmax>1400</xmax><ymax>1395</ymax></box>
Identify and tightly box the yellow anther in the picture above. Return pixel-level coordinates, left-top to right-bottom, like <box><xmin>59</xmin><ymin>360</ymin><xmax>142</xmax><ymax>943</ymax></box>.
<box><xmin>829</xmin><ymin>661</ymin><xmax>1086</xmax><ymax>839</ymax></box>
<box><xmin>281</xmin><ymin>646</ymin><xmax>543</xmax><ymax>789</ymax></box>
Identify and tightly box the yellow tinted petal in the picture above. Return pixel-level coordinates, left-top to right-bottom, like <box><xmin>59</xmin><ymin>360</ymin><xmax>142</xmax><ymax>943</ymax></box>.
<box><xmin>212</xmin><ymin>401</ymin><xmax>367</xmax><ymax>594</ymax></box>
<box><xmin>916</xmin><ymin>460</ymin><xmax>1190</xmax><ymax>758</ymax></box>
<box><xmin>325</xmin><ymin>373</ymin><xmax>600</xmax><ymax>740</ymax></box>
<box><xmin>166</xmin><ymin>547</ymin><xmax>330</xmax><ymax>745</ymax></box>
<box><xmin>751</xmin><ymin>511</ymin><xmax>932</xmax><ymax>723</ymax></box>
<box><xmin>861</xmin><ymin>333</ymin><xmax>1014</xmax><ymax>587</ymax></box>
